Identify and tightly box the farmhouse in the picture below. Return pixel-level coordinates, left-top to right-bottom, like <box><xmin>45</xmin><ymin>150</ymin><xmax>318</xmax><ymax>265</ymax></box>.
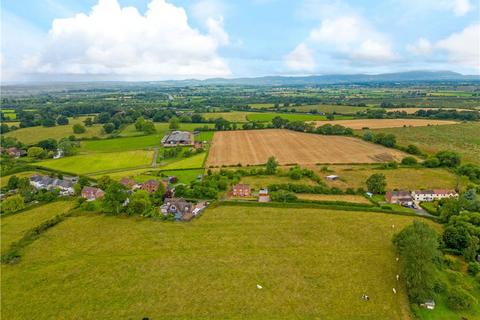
<box><xmin>160</xmin><ymin>198</ymin><xmax>206</xmax><ymax>221</ymax></box>
<box><xmin>120</xmin><ymin>177</ymin><xmax>141</xmax><ymax>190</ymax></box>
<box><xmin>385</xmin><ymin>190</ymin><xmax>413</xmax><ymax>206</ymax></box>
<box><xmin>141</xmin><ymin>180</ymin><xmax>160</xmax><ymax>193</ymax></box>
<box><xmin>5</xmin><ymin>147</ymin><xmax>26</xmax><ymax>158</ymax></box>
<box><xmin>81</xmin><ymin>186</ymin><xmax>105</xmax><ymax>201</ymax></box>
<box><xmin>29</xmin><ymin>174</ymin><xmax>75</xmax><ymax>195</ymax></box>
<box><xmin>258</xmin><ymin>188</ymin><xmax>270</xmax><ymax>202</ymax></box>
<box><xmin>412</xmin><ymin>189</ymin><xmax>458</xmax><ymax>202</ymax></box>
<box><xmin>161</xmin><ymin>131</ymin><xmax>193</xmax><ymax>147</ymax></box>
<box><xmin>232</xmin><ymin>184</ymin><xmax>251</xmax><ymax>197</ymax></box>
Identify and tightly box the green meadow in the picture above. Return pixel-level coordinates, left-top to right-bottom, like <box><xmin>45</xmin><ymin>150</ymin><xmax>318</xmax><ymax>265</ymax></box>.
<box><xmin>369</xmin><ymin>122</ymin><xmax>480</xmax><ymax>165</ymax></box>
<box><xmin>293</xmin><ymin>104</ymin><xmax>376</xmax><ymax>114</ymax></box>
<box><xmin>245</xmin><ymin>113</ymin><xmax>352</xmax><ymax>122</ymax></box>
<box><xmin>1</xmin><ymin>201</ymin><xmax>75</xmax><ymax>253</ymax></box>
<box><xmin>36</xmin><ymin>150</ymin><xmax>154</xmax><ymax>175</ymax></box>
<box><xmin>80</xmin><ymin>135</ymin><xmax>160</xmax><ymax>153</ymax></box>
<box><xmin>0</xmin><ymin>206</ymin><xmax>437</xmax><ymax>319</ymax></box>
<box><xmin>160</xmin><ymin>152</ymin><xmax>207</xmax><ymax>170</ymax></box>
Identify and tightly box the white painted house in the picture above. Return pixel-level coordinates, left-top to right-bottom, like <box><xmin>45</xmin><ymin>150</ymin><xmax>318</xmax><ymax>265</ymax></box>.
<box><xmin>411</xmin><ymin>189</ymin><xmax>458</xmax><ymax>202</ymax></box>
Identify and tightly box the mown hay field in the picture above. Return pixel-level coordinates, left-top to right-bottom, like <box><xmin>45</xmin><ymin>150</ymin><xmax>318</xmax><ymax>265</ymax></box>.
<box><xmin>202</xmin><ymin>112</ymin><xmax>251</xmax><ymax>122</ymax></box>
<box><xmin>206</xmin><ymin>129</ymin><xmax>408</xmax><ymax>167</ymax></box>
<box><xmin>36</xmin><ymin>150</ymin><xmax>154</xmax><ymax>175</ymax></box>
<box><xmin>370</xmin><ymin>122</ymin><xmax>480</xmax><ymax>165</ymax></box>
<box><xmin>310</xmin><ymin>119</ymin><xmax>458</xmax><ymax>129</ymax></box>
<box><xmin>1</xmin><ymin>205</ymin><xmax>437</xmax><ymax>319</ymax></box>
<box><xmin>384</xmin><ymin>107</ymin><xmax>473</xmax><ymax>114</ymax></box>
<box><xmin>1</xmin><ymin>201</ymin><xmax>74</xmax><ymax>253</ymax></box>
<box><xmin>295</xmin><ymin>193</ymin><xmax>372</xmax><ymax>204</ymax></box>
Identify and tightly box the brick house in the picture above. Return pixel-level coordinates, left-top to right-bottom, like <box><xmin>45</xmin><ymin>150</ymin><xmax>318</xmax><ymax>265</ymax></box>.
<box><xmin>120</xmin><ymin>177</ymin><xmax>140</xmax><ymax>190</ymax></box>
<box><xmin>141</xmin><ymin>180</ymin><xmax>160</xmax><ymax>193</ymax></box>
<box><xmin>232</xmin><ymin>184</ymin><xmax>251</xmax><ymax>197</ymax></box>
<box><xmin>6</xmin><ymin>147</ymin><xmax>26</xmax><ymax>158</ymax></box>
<box><xmin>385</xmin><ymin>190</ymin><xmax>413</xmax><ymax>205</ymax></box>
<box><xmin>81</xmin><ymin>186</ymin><xmax>105</xmax><ymax>201</ymax></box>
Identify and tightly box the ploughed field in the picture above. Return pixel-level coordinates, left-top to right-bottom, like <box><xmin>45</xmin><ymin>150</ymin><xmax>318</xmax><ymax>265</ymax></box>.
<box><xmin>309</xmin><ymin>119</ymin><xmax>458</xmax><ymax>129</ymax></box>
<box><xmin>206</xmin><ymin>129</ymin><xmax>407</xmax><ymax>167</ymax></box>
<box><xmin>1</xmin><ymin>205</ymin><xmax>436</xmax><ymax>319</ymax></box>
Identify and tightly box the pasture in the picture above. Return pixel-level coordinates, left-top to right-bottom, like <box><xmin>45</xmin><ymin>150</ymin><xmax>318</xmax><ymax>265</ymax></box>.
<box><xmin>4</xmin><ymin>119</ymin><xmax>104</xmax><ymax>144</ymax></box>
<box><xmin>206</xmin><ymin>129</ymin><xmax>408</xmax><ymax>167</ymax></box>
<box><xmin>246</xmin><ymin>113</ymin><xmax>329</xmax><ymax>122</ymax></box>
<box><xmin>370</xmin><ymin>122</ymin><xmax>480</xmax><ymax>165</ymax></box>
<box><xmin>202</xmin><ymin>112</ymin><xmax>250</xmax><ymax>122</ymax></box>
<box><xmin>317</xmin><ymin>165</ymin><xmax>470</xmax><ymax>191</ymax></box>
<box><xmin>310</xmin><ymin>119</ymin><xmax>458</xmax><ymax>130</ymax></box>
<box><xmin>293</xmin><ymin>104</ymin><xmax>375</xmax><ymax>114</ymax></box>
<box><xmin>384</xmin><ymin>107</ymin><xmax>473</xmax><ymax>114</ymax></box>
<box><xmin>36</xmin><ymin>150</ymin><xmax>154</xmax><ymax>175</ymax></box>
<box><xmin>1</xmin><ymin>201</ymin><xmax>74</xmax><ymax>253</ymax></box>
<box><xmin>295</xmin><ymin>193</ymin><xmax>372</xmax><ymax>204</ymax></box>
<box><xmin>80</xmin><ymin>135</ymin><xmax>160</xmax><ymax>153</ymax></box>
<box><xmin>0</xmin><ymin>205</ymin><xmax>436</xmax><ymax>319</ymax></box>
<box><xmin>160</xmin><ymin>152</ymin><xmax>206</xmax><ymax>170</ymax></box>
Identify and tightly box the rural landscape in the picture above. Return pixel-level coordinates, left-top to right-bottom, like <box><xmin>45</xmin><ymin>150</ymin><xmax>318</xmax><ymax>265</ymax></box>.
<box><xmin>1</xmin><ymin>0</ymin><xmax>480</xmax><ymax>319</ymax></box>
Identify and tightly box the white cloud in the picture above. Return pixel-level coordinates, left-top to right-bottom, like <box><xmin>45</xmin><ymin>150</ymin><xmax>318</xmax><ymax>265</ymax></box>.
<box><xmin>407</xmin><ymin>38</ymin><xmax>433</xmax><ymax>55</ymax></box>
<box><xmin>23</xmin><ymin>0</ymin><xmax>231</xmax><ymax>79</ymax></box>
<box><xmin>284</xmin><ymin>43</ymin><xmax>316</xmax><ymax>72</ymax></box>
<box><xmin>437</xmin><ymin>23</ymin><xmax>480</xmax><ymax>70</ymax></box>
<box><xmin>451</xmin><ymin>0</ymin><xmax>471</xmax><ymax>16</ymax></box>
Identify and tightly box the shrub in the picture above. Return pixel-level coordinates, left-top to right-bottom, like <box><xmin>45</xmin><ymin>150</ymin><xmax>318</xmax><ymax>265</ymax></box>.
<box><xmin>446</xmin><ymin>287</ymin><xmax>477</xmax><ymax>311</ymax></box>
<box><xmin>27</xmin><ymin>146</ymin><xmax>45</xmax><ymax>159</ymax></box>
<box><xmin>270</xmin><ymin>190</ymin><xmax>297</xmax><ymax>202</ymax></box>
<box><xmin>423</xmin><ymin>157</ymin><xmax>440</xmax><ymax>168</ymax></box>
<box><xmin>468</xmin><ymin>262</ymin><xmax>480</xmax><ymax>276</ymax></box>
<box><xmin>401</xmin><ymin>156</ymin><xmax>418</xmax><ymax>165</ymax></box>
<box><xmin>73</xmin><ymin>123</ymin><xmax>86</xmax><ymax>134</ymax></box>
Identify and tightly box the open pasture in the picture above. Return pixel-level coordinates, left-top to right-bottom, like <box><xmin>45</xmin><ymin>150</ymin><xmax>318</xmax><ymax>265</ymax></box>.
<box><xmin>370</xmin><ymin>122</ymin><xmax>480</xmax><ymax>165</ymax></box>
<box><xmin>384</xmin><ymin>107</ymin><xmax>474</xmax><ymax>114</ymax></box>
<box><xmin>317</xmin><ymin>165</ymin><xmax>470</xmax><ymax>191</ymax></box>
<box><xmin>36</xmin><ymin>150</ymin><xmax>154</xmax><ymax>175</ymax></box>
<box><xmin>310</xmin><ymin>119</ymin><xmax>458</xmax><ymax>130</ymax></box>
<box><xmin>293</xmin><ymin>104</ymin><xmax>375</xmax><ymax>114</ymax></box>
<box><xmin>80</xmin><ymin>135</ymin><xmax>160</xmax><ymax>153</ymax></box>
<box><xmin>1</xmin><ymin>201</ymin><xmax>74</xmax><ymax>253</ymax></box>
<box><xmin>202</xmin><ymin>112</ymin><xmax>250</xmax><ymax>122</ymax></box>
<box><xmin>0</xmin><ymin>205</ymin><xmax>435</xmax><ymax>319</ymax></box>
<box><xmin>206</xmin><ymin>129</ymin><xmax>408</xmax><ymax>167</ymax></box>
<box><xmin>295</xmin><ymin>193</ymin><xmax>372</xmax><ymax>204</ymax></box>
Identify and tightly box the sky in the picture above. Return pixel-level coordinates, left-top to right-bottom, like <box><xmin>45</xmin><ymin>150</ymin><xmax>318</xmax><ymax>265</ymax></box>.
<box><xmin>1</xmin><ymin>0</ymin><xmax>479</xmax><ymax>81</ymax></box>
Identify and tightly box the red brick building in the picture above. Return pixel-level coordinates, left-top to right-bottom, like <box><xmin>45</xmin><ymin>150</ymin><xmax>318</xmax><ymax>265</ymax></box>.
<box><xmin>141</xmin><ymin>180</ymin><xmax>160</xmax><ymax>193</ymax></box>
<box><xmin>232</xmin><ymin>184</ymin><xmax>251</xmax><ymax>197</ymax></box>
<box><xmin>81</xmin><ymin>186</ymin><xmax>105</xmax><ymax>201</ymax></box>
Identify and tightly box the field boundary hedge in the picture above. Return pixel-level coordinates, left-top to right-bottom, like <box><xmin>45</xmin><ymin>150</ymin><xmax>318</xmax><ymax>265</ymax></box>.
<box><xmin>1</xmin><ymin>207</ymin><xmax>79</xmax><ymax>264</ymax></box>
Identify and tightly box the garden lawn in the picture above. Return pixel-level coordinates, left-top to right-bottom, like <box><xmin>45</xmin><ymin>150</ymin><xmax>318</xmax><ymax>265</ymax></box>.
<box><xmin>36</xmin><ymin>150</ymin><xmax>154</xmax><ymax>175</ymax></box>
<box><xmin>0</xmin><ymin>206</ymin><xmax>438</xmax><ymax>319</ymax></box>
<box><xmin>1</xmin><ymin>201</ymin><xmax>74</xmax><ymax>253</ymax></box>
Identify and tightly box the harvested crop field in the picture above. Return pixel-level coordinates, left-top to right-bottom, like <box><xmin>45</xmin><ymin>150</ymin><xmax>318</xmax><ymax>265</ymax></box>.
<box><xmin>310</xmin><ymin>119</ymin><xmax>457</xmax><ymax>129</ymax></box>
<box><xmin>206</xmin><ymin>129</ymin><xmax>407</xmax><ymax>166</ymax></box>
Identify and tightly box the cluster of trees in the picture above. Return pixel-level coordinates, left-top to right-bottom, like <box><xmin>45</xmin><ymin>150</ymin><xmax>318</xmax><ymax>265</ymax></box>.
<box><xmin>134</xmin><ymin>117</ymin><xmax>156</xmax><ymax>134</ymax></box>
<box><xmin>359</xmin><ymin>107</ymin><xmax>480</xmax><ymax>121</ymax></box>
<box><xmin>268</xmin><ymin>183</ymin><xmax>360</xmax><ymax>196</ymax></box>
<box><xmin>366</xmin><ymin>173</ymin><xmax>387</xmax><ymax>194</ymax></box>
<box><xmin>27</xmin><ymin>137</ymin><xmax>79</xmax><ymax>159</ymax></box>
<box><xmin>174</xmin><ymin>174</ymin><xmax>230</xmax><ymax>199</ymax></box>
<box><xmin>423</xmin><ymin>151</ymin><xmax>461</xmax><ymax>168</ymax></box>
<box><xmin>362</xmin><ymin>131</ymin><xmax>397</xmax><ymax>148</ymax></box>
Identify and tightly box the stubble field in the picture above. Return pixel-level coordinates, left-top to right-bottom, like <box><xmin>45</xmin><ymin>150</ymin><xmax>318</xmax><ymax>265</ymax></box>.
<box><xmin>206</xmin><ymin>129</ymin><xmax>407</xmax><ymax>167</ymax></box>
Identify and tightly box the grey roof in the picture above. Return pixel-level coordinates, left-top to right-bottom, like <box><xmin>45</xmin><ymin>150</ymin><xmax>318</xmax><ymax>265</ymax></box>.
<box><xmin>30</xmin><ymin>174</ymin><xmax>73</xmax><ymax>189</ymax></box>
<box><xmin>163</xmin><ymin>131</ymin><xmax>191</xmax><ymax>144</ymax></box>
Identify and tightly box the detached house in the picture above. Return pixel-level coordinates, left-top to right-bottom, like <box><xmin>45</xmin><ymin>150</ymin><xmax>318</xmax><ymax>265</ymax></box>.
<box><xmin>160</xmin><ymin>198</ymin><xmax>207</xmax><ymax>221</ymax></box>
<box><xmin>386</xmin><ymin>190</ymin><xmax>413</xmax><ymax>206</ymax></box>
<box><xmin>232</xmin><ymin>184</ymin><xmax>251</xmax><ymax>197</ymax></box>
<box><xmin>120</xmin><ymin>177</ymin><xmax>141</xmax><ymax>190</ymax></box>
<box><xmin>141</xmin><ymin>180</ymin><xmax>160</xmax><ymax>193</ymax></box>
<box><xmin>6</xmin><ymin>147</ymin><xmax>26</xmax><ymax>158</ymax></box>
<box><xmin>81</xmin><ymin>186</ymin><xmax>105</xmax><ymax>201</ymax></box>
<box><xmin>29</xmin><ymin>174</ymin><xmax>75</xmax><ymax>196</ymax></box>
<box><xmin>412</xmin><ymin>189</ymin><xmax>458</xmax><ymax>202</ymax></box>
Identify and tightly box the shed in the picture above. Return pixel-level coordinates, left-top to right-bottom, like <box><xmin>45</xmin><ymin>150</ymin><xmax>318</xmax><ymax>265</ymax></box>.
<box><xmin>326</xmin><ymin>175</ymin><xmax>339</xmax><ymax>181</ymax></box>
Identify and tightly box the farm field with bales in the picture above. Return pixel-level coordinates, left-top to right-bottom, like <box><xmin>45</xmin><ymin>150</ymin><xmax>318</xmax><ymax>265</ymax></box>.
<box><xmin>310</xmin><ymin>119</ymin><xmax>458</xmax><ymax>130</ymax></box>
<box><xmin>317</xmin><ymin>165</ymin><xmax>470</xmax><ymax>191</ymax></box>
<box><xmin>36</xmin><ymin>150</ymin><xmax>154</xmax><ymax>175</ymax></box>
<box><xmin>370</xmin><ymin>122</ymin><xmax>480</xmax><ymax>165</ymax></box>
<box><xmin>206</xmin><ymin>129</ymin><xmax>408</xmax><ymax>167</ymax></box>
<box><xmin>0</xmin><ymin>205</ymin><xmax>437</xmax><ymax>319</ymax></box>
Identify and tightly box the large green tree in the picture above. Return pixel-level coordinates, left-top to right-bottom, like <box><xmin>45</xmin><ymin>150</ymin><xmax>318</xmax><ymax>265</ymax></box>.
<box><xmin>393</xmin><ymin>221</ymin><xmax>440</xmax><ymax>303</ymax></box>
<box><xmin>103</xmin><ymin>182</ymin><xmax>128</xmax><ymax>215</ymax></box>
<box><xmin>366</xmin><ymin>173</ymin><xmax>387</xmax><ymax>194</ymax></box>
<box><xmin>265</xmin><ymin>156</ymin><xmax>278</xmax><ymax>175</ymax></box>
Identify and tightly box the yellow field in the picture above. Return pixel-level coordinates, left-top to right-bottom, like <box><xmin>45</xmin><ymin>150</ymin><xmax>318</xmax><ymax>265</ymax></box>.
<box><xmin>206</xmin><ymin>129</ymin><xmax>408</xmax><ymax>167</ymax></box>
<box><xmin>296</xmin><ymin>193</ymin><xmax>372</xmax><ymax>204</ymax></box>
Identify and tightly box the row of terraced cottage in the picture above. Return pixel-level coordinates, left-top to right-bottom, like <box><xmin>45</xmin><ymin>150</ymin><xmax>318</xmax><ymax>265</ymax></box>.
<box><xmin>386</xmin><ymin>189</ymin><xmax>458</xmax><ymax>206</ymax></box>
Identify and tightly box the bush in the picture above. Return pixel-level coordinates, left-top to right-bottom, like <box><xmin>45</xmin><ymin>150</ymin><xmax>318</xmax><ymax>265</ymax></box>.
<box><xmin>423</xmin><ymin>157</ymin><xmax>440</xmax><ymax>168</ymax></box>
<box><xmin>401</xmin><ymin>156</ymin><xmax>418</xmax><ymax>165</ymax></box>
<box><xmin>73</xmin><ymin>123</ymin><xmax>86</xmax><ymax>134</ymax></box>
<box><xmin>270</xmin><ymin>190</ymin><xmax>297</xmax><ymax>202</ymax></box>
<box><xmin>468</xmin><ymin>262</ymin><xmax>480</xmax><ymax>276</ymax></box>
<box><xmin>446</xmin><ymin>287</ymin><xmax>477</xmax><ymax>311</ymax></box>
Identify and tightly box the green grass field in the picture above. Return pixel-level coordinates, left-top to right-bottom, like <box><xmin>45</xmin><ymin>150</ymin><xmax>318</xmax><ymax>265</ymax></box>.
<box><xmin>245</xmin><ymin>113</ymin><xmax>352</xmax><ymax>122</ymax></box>
<box><xmin>120</xmin><ymin>123</ymin><xmax>214</xmax><ymax>137</ymax></box>
<box><xmin>195</xmin><ymin>131</ymin><xmax>214</xmax><ymax>142</ymax></box>
<box><xmin>202</xmin><ymin>112</ymin><xmax>250</xmax><ymax>122</ymax></box>
<box><xmin>1</xmin><ymin>201</ymin><xmax>74</xmax><ymax>253</ymax></box>
<box><xmin>80</xmin><ymin>135</ymin><xmax>160</xmax><ymax>153</ymax></box>
<box><xmin>293</xmin><ymin>104</ymin><xmax>375</xmax><ymax>114</ymax></box>
<box><xmin>4</xmin><ymin>118</ymin><xmax>105</xmax><ymax>145</ymax></box>
<box><xmin>0</xmin><ymin>206</ymin><xmax>437</xmax><ymax>319</ymax></box>
<box><xmin>36</xmin><ymin>150</ymin><xmax>154</xmax><ymax>175</ymax></box>
<box><xmin>318</xmin><ymin>165</ymin><xmax>470</xmax><ymax>192</ymax></box>
<box><xmin>369</xmin><ymin>122</ymin><xmax>480</xmax><ymax>165</ymax></box>
<box><xmin>160</xmin><ymin>152</ymin><xmax>206</xmax><ymax>170</ymax></box>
